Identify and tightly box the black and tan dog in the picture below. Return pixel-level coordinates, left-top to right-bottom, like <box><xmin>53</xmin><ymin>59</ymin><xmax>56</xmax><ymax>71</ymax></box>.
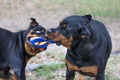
<box><xmin>46</xmin><ymin>15</ymin><xmax>112</xmax><ymax>80</ymax></box>
<box><xmin>0</xmin><ymin>18</ymin><xmax>46</xmax><ymax>80</ymax></box>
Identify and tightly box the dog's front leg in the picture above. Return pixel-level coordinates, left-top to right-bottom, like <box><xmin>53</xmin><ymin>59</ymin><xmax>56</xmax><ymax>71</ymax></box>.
<box><xmin>96</xmin><ymin>72</ymin><xmax>105</xmax><ymax>80</ymax></box>
<box><xmin>65</xmin><ymin>59</ymin><xmax>78</xmax><ymax>80</ymax></box>
<box><xmin>8</xmin><ymin>55</ymin><xmax>26</xmax><ymax>80</ymax></box>
<box><xmin>13</xmin><ymin>68</ymin><xmax>26</xmax><ymax>80</ymax></box>
<box><xmin>66</xmin><ymin>70</ymin><xmax>75</xmax><ymax>80</ymax></box>
<box><xmin>66</xmin><ymin>69</ymin><xmax>75</xmax><ymax>80</ymax></box>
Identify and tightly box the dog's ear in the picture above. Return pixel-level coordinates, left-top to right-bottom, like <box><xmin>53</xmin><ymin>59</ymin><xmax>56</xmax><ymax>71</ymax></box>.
<box><xmin>60</xmin><ymin>21</ymin><xmax>67</xmax><ymax>28</ymax></box>
<box><xmin>82</xmin><ymin>14</ymin><xmax>92</xmax><ymax>23</ymax></box>
<box><xmin>30</xmin><ymin>18</ymin><xmax>39</xmax><ymax>27</ymax></box>
<box><xmin>78</xmin><ymin>27</ymin><xmax>90</xmax><ymax>39</ymax></box>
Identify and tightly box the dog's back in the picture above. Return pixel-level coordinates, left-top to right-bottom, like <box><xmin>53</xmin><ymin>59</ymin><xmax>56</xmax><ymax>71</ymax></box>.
<box><xmin>90</xmin><ymin>20</ymin><xmax>112</xmax><ymax>56</ymax></box>
<box><xmin>0</xmin><ymin>28</ymin><xmax>13</xmax><ymax>53</ymax></box>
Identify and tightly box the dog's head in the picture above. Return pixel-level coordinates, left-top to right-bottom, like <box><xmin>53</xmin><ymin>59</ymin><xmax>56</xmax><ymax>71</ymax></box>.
<box><xmin>25</xmin><ymin>18</ymin><xmax>46</xmax><ymax>55</ymax></box>
<box><xmin>46</xmin><ymin>15</ymin><xmax>92</xmax><ymax>49</ymax></box>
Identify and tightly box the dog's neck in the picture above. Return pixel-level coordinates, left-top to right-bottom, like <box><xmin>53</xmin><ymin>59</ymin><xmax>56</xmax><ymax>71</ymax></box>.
<box><xmin>16</xmin><ymin>31</ymin><xmax>34</xmax><ymax>60</ymax></box>
<box><xmin>70</xmin><ymin>38</ymin><xmax>86</xmax><ymax>51</ymax></box>
<box><xmin>70</xmin><ymin>38</ymin><xmax>94</xmax><ymax>56</ymax></box>
<box><xmin>71</xmin><ymin>41</ymin><xmax>80</xmax><ymax>50</ymax></box>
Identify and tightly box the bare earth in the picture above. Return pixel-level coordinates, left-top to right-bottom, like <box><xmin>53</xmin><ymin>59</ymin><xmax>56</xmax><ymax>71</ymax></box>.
<box><xmin>0</xmin><ymin>0</ymin><xmax>120</xmax><ymax>80</ymax></box>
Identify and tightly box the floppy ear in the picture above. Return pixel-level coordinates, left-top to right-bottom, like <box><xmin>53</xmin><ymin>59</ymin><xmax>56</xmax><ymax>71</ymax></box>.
<box><xmin>30</xmin><ymin>18</ymin><xmax>39</xmax><ymax>27</ymax></box>
<box><xmin>82</xmin><ymin>14</ymin><xmax>92</xmax><ymax>23</ymax></box>
<box><xmin>60</xmin><ymin>21</ymin><xmax>67</xmax><ymax>28</ymax></box>
<box><xmin>78</xmin><ymin>27</ymin><xmax>90</xmax><ymax>39</ymax></box>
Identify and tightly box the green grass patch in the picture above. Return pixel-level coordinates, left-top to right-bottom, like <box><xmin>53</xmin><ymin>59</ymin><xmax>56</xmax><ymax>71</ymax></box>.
<box><xmin>34</xmin><ymin>63</ymin><xmax>65</xmax><ymax>77</ymax></box>
<box><xmin>105</xmin><ymin>75</ymin><xmax>119</xmax><ymax>80</ymax></box>
<box><xmin>71</xmin><ymin>0</ymin><xmax>120</xmax><ymax>18</ymax></box>
<box><xmin>32</xmin><ymin>54</ymin><xmax>120</xmax><ymax>79</ymax></box>
<box><xmin>70</xmin><ymin>0</ymin><xmax>120</xmax><ymax>18</ymax></box>
<box><xmin>38</xmin><ymin>0</ymin><xmax>120</xmax><ymax>18</ymax></box>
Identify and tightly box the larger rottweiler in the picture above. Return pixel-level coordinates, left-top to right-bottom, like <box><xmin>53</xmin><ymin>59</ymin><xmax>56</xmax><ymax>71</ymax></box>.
<box><xmin>0</xmin><ymin>18</ymin><xmax>46</xmax><ymax>80</ymax></box>
<box><xmin>46</xmin><ymin>15</ymin><xmax>112</xmax><ymax>80</ymax></box>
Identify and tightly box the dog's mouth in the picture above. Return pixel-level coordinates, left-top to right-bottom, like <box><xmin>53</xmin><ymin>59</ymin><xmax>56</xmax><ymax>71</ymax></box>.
<box><xmin>28</xmin><ymin>42</ymin><xmax>40</xmax><ymax>53</ymax></box>
<box><xmin>46</xmin><ymin>32</ymin><xmax>73</xmax><ymax>48</ymax></box>
<box><xmin>25</xmin><ymin>42</ymin><xmax>40</xmax><ymax>56</ymax></box>
<box><xmin>27</xmin><ymin>37</ymin><xmax>46</xmax><ymax>47</ymax></box>
<box><xmin>25</xmin><ymin>37</ymin><xmax>42</xmax><ymax>55</ymax></box>
<box><xmin>46</xmin><ymin>33</ymin><xmax>62</xmax><ymax>46</ymax></box>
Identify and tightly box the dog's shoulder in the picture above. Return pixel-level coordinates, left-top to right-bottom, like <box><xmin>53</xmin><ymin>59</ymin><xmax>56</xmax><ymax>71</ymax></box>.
<box><xmin>0</xmin><ymin>28</ymin><xmax>13</xmax><ymax>36</ymax></box>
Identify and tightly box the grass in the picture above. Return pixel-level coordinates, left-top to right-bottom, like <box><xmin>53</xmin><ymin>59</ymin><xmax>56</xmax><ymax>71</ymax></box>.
<box><xmin>31</xmin><ymin>54</ymin><xmax>120</xmax><ymax>80</ymax></box>
<box><xmin>71</xmin><ymin>0</ymin><xmax>120</xmax><ymax>18</ymax></box>
<box><xmin>105</xmin><ymin>75</ymin><xmax>119</xmax><ymax>80</ymax></box>
<box><xmin>1</xmin><ymin>0</ymin><xmax>120</xmax><ymax>19</ymax></box>
<box><xmin>34</xmin><ymin>63</ymin><xmax>65</xmax><ymax>78</ymax></box>
<box><xmin>36</xmin><ymin>0</ymin><xmax>120</xmax><ymax>18</ymax></box>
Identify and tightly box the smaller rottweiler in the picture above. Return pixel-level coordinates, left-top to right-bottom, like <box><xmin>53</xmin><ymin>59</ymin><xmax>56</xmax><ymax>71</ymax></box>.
<box><xmin>0</xmin><ymin>18</ymin><xmax>46</xmax><ymax>80</ymax></box>
<box><xmin>46</xmin><ymin>15</ymin><xmax>112</xmax><ymax>80</ymax></box>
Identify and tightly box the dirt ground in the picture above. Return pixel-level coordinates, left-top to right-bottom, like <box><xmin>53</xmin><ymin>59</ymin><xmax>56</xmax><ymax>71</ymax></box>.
<box><xmin>0</xmin><ymin>0</ymin><xmax>120</xmax><ymax>80</ymax></box>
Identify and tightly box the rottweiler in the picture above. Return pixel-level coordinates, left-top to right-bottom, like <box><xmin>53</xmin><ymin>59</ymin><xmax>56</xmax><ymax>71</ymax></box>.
<box><xmin>0</xmin><ymin>18</ymin><xmax>46</xmax><ymax>80</ymax></box>
<box><xmin>46</xmin><ymin>15</ymin><xmax>112</xmax><ymax>80</ymax></box>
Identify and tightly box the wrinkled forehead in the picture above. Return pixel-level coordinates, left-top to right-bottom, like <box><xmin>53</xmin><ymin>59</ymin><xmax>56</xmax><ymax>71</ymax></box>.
<box><xmin>60</xmin><ymin>18</ymin><xmax>86</xmax><ymax>31</ymax></box>
<box><xmin>63</xmin><ymin>17</ymin><xmax>86</xmax><ymax>25</ymax></box>
<box><xmin>62</xmin><ymin>16</ymin><xmax>86</xmax><ymax>24</ymax></box>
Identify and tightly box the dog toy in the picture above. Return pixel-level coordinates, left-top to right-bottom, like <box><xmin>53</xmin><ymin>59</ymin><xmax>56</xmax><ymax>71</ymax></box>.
<box><xmin>28</xmin><ymin>37</ymin><xmax>55</xmax><ymax>51</ymax></box>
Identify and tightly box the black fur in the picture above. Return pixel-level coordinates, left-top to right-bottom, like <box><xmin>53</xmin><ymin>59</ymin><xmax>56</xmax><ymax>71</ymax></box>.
<box><xmin>47</xmin><ymin>15</ymin><xmax>112</xmax><ymax>80</ymax></box>
<box><xmin>0</xmin><ymin>18</ymin><xmax>46</xmax><ymax>80</ymax></box>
